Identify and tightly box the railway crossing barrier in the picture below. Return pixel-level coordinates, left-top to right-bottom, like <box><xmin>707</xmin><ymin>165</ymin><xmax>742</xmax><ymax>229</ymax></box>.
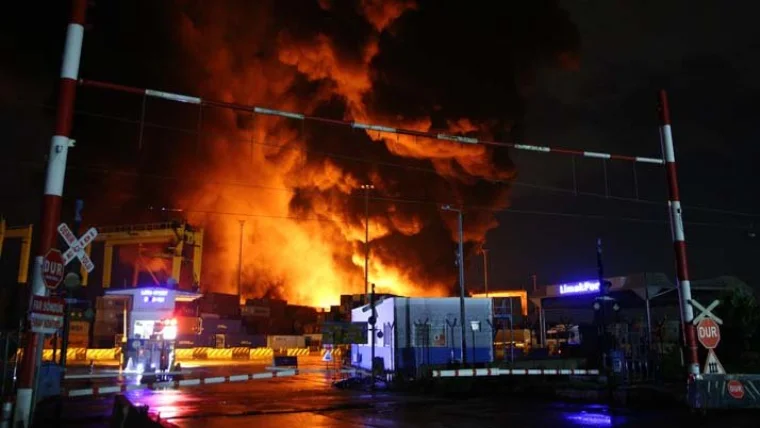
<box><xmin>431</xmin><ymin>368</ymin><xmax>600</xmax><ymax>377</ymax></box>
<box><xmin>61</xmin><ymin>367</ymin><xmax>358</xmax><ymax>397</ymax></box>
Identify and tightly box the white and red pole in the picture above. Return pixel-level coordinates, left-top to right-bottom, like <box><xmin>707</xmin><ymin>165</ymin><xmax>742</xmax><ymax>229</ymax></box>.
<box><xmin>658</xmin><ymin>89</ymin><xmax>700</xmax><ymax>377</ymax></box>
<box><xmin>14</xmin><ymin>0</ymin><xmax>87</xmax><ymax>425</ymax></box>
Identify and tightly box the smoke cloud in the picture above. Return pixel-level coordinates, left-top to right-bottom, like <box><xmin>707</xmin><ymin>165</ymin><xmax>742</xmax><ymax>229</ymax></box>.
<box><xmin>158</xmin><ymin>0</ymin><xmax>580</xmax><ymax>306</ymax></box>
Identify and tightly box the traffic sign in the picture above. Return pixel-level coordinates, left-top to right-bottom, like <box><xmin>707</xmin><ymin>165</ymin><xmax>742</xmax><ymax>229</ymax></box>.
<box><xmin>322</xmin><ymin>350</ymin><xmax>333</xmax><ymax>362</ymax></box>
<box><xmin>690</xmin><ymin>299</ymin><xmax>723</xmax><ymax>325</ymax></box>
<box><xmin>29</xmin><ymin>295</ymin><xmax>65</xmax><ymax>334</ymax></box>
<box><xmin>702</xmin><ymin>349</ymin><xmax>725</xmax><ymax>375</ymax></box>
<box><xmin>42</xmin><ymin>249</ymin><xmax>65</xmax><ymax>289</ymax></box>
<box><xmin>697</xmin><ymin>318</ymin><xmax>721</xmax><ymax>349</ymax></box>
<box><xmin>727</xmin><ymin>380</ymin><xmax>745</xmax><ymax>400</ymax></box>
<box><xmin>58</xmin><ymin>223</ymin><xmax>97</xmax><ymax>273</ymax></box>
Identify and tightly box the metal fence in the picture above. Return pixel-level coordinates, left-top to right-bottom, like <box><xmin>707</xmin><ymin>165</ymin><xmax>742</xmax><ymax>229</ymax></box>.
<box><xmin>1</xmin><ymin>331</ymin><xmax>21</xmax><ymax>397</ymax></box>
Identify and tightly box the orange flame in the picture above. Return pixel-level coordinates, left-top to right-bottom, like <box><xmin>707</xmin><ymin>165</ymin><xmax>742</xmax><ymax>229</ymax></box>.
<box><xmin>170</xmin><ymin>0</ymin><xmax>512</xmax><ymax>307</ymax></box>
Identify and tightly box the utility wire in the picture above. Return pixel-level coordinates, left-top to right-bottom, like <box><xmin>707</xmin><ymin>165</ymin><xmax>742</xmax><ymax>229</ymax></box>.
<box><xmin>3</xmin><ymin>98</ymin><xmax>759</xmax><ymax>220</ymax></box>
<box><xmin>137</xmin><ymin>204</ymin><xmax>749</xmax><ymax>231</ymax></box>
<box><xmin>1</xmin><ymin>160</ymin><xmax>743</xmax><ymax>230</ymax></box>
<box><xmin>1</xmin><ymin>159</ymin><xmax>751</xmax><ymax>230</ymax></box>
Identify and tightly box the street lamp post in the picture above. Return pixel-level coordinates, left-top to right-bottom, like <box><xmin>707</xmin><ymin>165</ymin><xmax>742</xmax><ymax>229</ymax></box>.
<box><xmin>482</xmin><ymin>247</ymin><xmax>489</xmax><ymax>297</ymax></box>
<box><xmin>442</xmin><ymin>205</ymin><xmax>467</xmax><ymax>365</ymax></box>
<box><xmin>361</xmin><ymin>184</ymin><xmax>374</xmax><ymax>300</ymax></box>
<box><xmin>237</xmin><ymin>220</ymin><xmax>245</xmax><ymax>301</ymax></box>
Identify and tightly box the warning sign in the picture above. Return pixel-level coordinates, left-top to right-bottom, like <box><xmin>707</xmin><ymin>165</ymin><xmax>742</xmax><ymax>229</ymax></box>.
<box><xmin>322</xmin><ymin>350</ymin><xmax>333</xmax><ymax>362</ymax></box>
<box><xmin>703</xmin><ymin>349</ymin><xmax>726</xmax><ymax>375</ymax></box>
<box><xmin>29</xmin><ymin>295</ymin><xmax>65</xmax><ymax>334</ymax></box>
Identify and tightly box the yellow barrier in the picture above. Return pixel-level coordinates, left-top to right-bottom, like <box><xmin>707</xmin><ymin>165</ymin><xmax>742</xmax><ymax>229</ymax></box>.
<box><xmin>206</xmin><ymin>348</ymin><xmax>233</xmax><ymax>360</ymax></box>
<box><xmin>320</xmin><ymin>348</ymin><xmax>343</xmax><ymax>356</ymax></box>
<box><xmin>37</xmin><ymin>348</ymin><xmax>88</xmax><ymax>361</ymax></box>
<box><xmin>192</xmin><ymin>347</ymin><xmax>208</xmax><ymax>360</ymax></box>
<box><xmin>250</xmin><ymin>348</ymin><xmax>274</xmax><ymax>359</ymax></box>
<box><xmin>286</xmin><ymin>348</ymin><xmax>309</xmax><ymax>356</ymax></box>
<box><xmin>231</xmin><ymin>347</ymin><xmax>250</xmax><ymax>360</ymax></box>
<box><xmin>86</xmin><ymin>348</ymin><xmax>119</xmax><ymax>361</ymax></box>
<box><xmin>175</xmin><ymin>348</ymin><xmax>194</xmax><ymax>361</ymax></box>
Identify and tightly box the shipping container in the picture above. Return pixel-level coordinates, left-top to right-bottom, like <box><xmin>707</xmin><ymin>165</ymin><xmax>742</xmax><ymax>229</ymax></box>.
<box><xmin>93</xmin><ymin>323</ymin><xmax>118</xmax><ymax>337</ymax></box>
<box><xmin>92</xmin><ymin>336</ymin><xmax>116</xmax><ymax>348</ymax></box>
<box><xmin>175</xmin><ymin>316</ymin><xmax>200</xmax><ymax>336</ymax></box>
<box><xmin>246</xmin><ymin>298</ymin><xmax>287</xmax><ymax>319</ymax></box>
<box><xmin>69</xmin><ymin>320</ymin><xmax>90</xmax><ymax>336</ymax></box>
<box><xmin>174</xmin><ymin>301</ymin><xmax>199</xmax><ymax>317</ymax></box>
<box><xmin>197</xmin><ymin>293</ymin><xmax>240</xmax><ymax>318</ymax></box>
<box><xmin>226</xmin><ymin>334</ymin><xmax>266</xmax><ymax>348</ymax></box>
<box><xmin>200</xmin><ymin>318</ymin><xmax>242</xmax><ymax>334</ymax></box>
<box><xmin>96</xmin><ymin>297</ymin><xmax>129</xmax><ymax>311</ymax></box>
<box><xmin>175</xmin><ymin>333</ymin><xmax>216</xmax><ymax>348</ymax></box>
<box><xmin>241</xmin><ymin>305</ymin><xmax>270</xmax><ymax>317</ymax></box>
<box><xmin>95</xmin><ymin>309</ymin><xmax>124</xmax><ymax>323</ymax></box>
<box><xmin>267</xmin><ymin>335</ymin><xmax>305</xmax><ymax>349</ymax></box>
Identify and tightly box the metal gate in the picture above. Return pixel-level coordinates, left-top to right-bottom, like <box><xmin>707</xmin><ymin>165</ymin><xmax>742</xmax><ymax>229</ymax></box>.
<box><xmin>1</xmin><ymin>331</ymin><xmax>21</xmax><ymax>397</ymax></box>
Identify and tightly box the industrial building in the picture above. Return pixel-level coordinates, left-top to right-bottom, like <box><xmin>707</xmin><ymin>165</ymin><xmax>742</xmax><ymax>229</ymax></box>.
<box><xmin>350</xmin><ymin>297</ymin><xmax>494</xmax><ymax>373</ymax></box>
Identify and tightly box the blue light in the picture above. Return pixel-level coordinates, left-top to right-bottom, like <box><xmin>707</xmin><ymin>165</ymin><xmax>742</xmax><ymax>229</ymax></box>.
<box><xmin>563</xmin><ymin>411</ymin><xmax>612</xmax><ymax>426</ymax></box>
<box><xmin>559</xmin><ymin>280</ymin><xmax>600</xmax><ymax>295</ymax></box>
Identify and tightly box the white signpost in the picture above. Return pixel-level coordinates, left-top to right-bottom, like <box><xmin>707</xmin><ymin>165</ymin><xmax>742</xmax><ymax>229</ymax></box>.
<box><xmin>57</xmin><ymin>223</ymin><xmax>97</xmax><ymax>273</ymax></box>
<box><xmin>689</xmin><ymin>299</ymin><xmax>727</xmax><ymax>375</ymax></box>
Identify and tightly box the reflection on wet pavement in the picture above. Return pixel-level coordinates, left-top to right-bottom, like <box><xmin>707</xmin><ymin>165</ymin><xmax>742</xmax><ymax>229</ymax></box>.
<box><xmin>45</xmin><ymin>356</ymin><xmax>760</xmax><ymax>427</ymax></box>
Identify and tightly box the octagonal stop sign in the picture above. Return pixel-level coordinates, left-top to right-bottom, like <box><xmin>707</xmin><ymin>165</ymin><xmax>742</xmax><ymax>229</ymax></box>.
<box><xmin>42</xmin><ymin>249</ymin><xmax>65</xmax><ymax>290</ymax></box>
<box><xmin>697</xmin><ymin>318</ymin><xmax>721</xmax><ymax>349</ymax></box>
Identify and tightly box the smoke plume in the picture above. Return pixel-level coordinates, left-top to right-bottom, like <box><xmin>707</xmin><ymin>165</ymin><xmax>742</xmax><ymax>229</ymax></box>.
<box><xmin>161</xmin><ymin>0</ymin><xmax>579</xmax><ymax>307</ymax></box>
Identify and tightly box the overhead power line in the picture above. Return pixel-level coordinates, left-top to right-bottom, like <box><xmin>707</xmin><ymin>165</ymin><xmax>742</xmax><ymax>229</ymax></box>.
<box><xmin>3</xmin><ymin>99</ymin><xmax>759</xmax><ymax>219</ymax></box>
<box><xmin>2</xmin><ymin>159</ymin><xmax>752</xmax><ymax>231</ymax></box>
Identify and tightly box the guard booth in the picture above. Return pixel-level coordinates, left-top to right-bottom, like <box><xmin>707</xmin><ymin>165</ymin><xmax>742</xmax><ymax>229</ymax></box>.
<box><xmin>99</xmin><ymin>286</ymin><xmax>201</xmax><ymax>373</ymax></box>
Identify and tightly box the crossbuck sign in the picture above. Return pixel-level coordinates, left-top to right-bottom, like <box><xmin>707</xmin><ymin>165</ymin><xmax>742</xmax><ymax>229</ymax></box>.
<box><xmin>690</xmin><ymin>299</ymin><xmax>723</xmax><ymax>325</ymax></box>
<box><xmin>57</xmin><ymin>223</ymin><xmax>98</xmax><ymax>273</ymax></box>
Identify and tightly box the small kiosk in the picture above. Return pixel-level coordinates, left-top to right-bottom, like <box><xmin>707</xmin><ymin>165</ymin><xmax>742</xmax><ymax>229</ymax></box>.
<box><xmin>102</xmin><ymin>286</ymin><xmax>202</xmax><ymax>373</ymax></box>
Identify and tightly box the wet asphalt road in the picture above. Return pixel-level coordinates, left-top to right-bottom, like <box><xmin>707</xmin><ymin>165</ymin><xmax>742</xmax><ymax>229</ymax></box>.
<box><xmin>40</xmin><ymin>357</ymin><xmax>759</xmax><ymax>427</ymax></box>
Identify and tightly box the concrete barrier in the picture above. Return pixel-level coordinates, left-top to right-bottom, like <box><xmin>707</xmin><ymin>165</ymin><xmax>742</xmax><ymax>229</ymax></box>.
<box><xmin>250</xmin><ymin>348</ymin><xmax>273</xmax><ymax>359</ymax></box>
<box><xmin>39</xmin><ymin>348</ymin><xmax>82</xmax><ymax>362</ymax></box>
<box><xmin>174</xmin><ymin>348</ymin><xmax>194</xmax><ymax>361</ymax></box>
<box><xmin>231</xmin><ymin>347</ymin><xmax>250</xmax><ymax>360</ymax></box>
<box><xmin>205</xmin><ymin>348</ymin><xmax>232</xmax><ymax>360</ymax></box>
<box><xmin>320</xmin><ymin>348</ymin><xmax>343</xmax><ymax>357</ymax></box>
<box><xmin>286</xmin><ymin>348</ymin><xmax>309</xmax><ymax>356</ymax></box>
<box><xmin>191</xmin><ymin>347</ymin><xmax>208</xmax><ymax>360</ymax></box>
<box><xmin>87</xmin><ymin>348</ymin><xmax>118</xmax><ymax>361</ymax></box>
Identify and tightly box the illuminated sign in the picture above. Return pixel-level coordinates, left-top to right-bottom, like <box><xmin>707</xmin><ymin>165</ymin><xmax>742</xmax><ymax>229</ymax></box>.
<box><xmin>141</xmin><ymin>289</ymin><xmax>168</xmax><ymax>303</ymax></box>
<box><xmin>140</xmin><ymin>289</ymin><xmax>169</xmax><ymax>296</ymax></box>
<box><xmin>559</xmin><ymin>280</ymin><xmax>600</xmax><ymax>295</ymax></box>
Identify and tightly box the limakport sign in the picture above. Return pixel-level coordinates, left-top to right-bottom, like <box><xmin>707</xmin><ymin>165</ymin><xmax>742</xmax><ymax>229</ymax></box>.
<box><xmin>559</xmin><ymin>280</ymin><xmax>600</xmax><ymax>295</ymax></box>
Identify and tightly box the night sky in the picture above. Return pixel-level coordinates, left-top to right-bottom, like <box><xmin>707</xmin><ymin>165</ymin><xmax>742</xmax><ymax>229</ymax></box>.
<box><xmin>1</xmin><ymin>1</ymin><xmax>758</xmax><ymax>296</ymax></box>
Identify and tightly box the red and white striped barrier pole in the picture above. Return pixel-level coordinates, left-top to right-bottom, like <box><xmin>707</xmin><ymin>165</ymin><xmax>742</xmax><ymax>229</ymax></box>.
<box><xmin>15</xmin><ymin>0</ymin><xmax>87</xmax><ymax>425</ymax></box>
<box><xmin>60</xmin><ymin>368</ymin><xmax>358</xmax><ymax>397</ymax></box>
<box><xmin>431</xmin><ymin>368</ymin><xmax>600</xmax><ymax>377</ymax></box>
<box><xmin>658</xmin><ymin>90</ymin><xmax>700</xmax><ymax>377</ymax></box>
<box><xmin>77</xmin><ymin>79</ymin><xmax>665</xmax><ymax>166</ymax></box>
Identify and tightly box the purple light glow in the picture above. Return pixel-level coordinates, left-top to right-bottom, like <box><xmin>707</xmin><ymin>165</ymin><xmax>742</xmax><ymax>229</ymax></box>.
<box><xmin>559</xmin><ymin>280</ymin><xmax>600</xmax><ymax>295</ymax></box>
